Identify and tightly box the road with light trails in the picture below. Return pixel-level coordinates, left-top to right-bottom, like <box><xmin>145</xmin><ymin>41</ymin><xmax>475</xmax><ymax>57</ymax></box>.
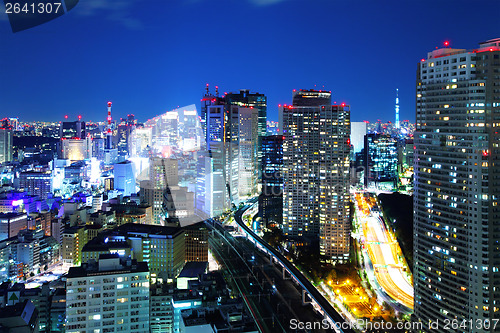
<box><xmin>355</xmin><ymin>192</ymin><xmax>414</xmax><ymax>309</ymax></box>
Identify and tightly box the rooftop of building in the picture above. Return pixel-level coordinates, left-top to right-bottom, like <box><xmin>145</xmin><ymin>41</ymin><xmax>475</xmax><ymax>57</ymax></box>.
<box><xmin>178</xmin><ymin>262</ymin><xmax>208</xmax><ymax>278</ymax></box>
<box><xmin>114</xmin><ymin>222</ymin><xmax>184</xmax><ymax>238</ymax></box>
<box><xmin>66</xmin><ymin>254</ymin><xmax>148</xmax><ymax>278</ymax></box>
<box><xmin>181</xmin><ymin>302</ymin><xmax>257</xmax><ymax>332</ymax></box>
<box><xmin>0</xmin><ymin>212</ymin><xmax>26</xmax><ymax>219</ymax></box>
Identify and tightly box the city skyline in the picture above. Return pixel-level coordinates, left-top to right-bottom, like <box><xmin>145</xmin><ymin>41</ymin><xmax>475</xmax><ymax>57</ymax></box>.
<box><xmin>0</xmin><ymin>0</ymin><xmax>498</xmax><ymax>123</ymax></box>
<box><xmin>1</xmin><ymin>1</ymin><xmax>500</xmax><ymax>331</ymax></box>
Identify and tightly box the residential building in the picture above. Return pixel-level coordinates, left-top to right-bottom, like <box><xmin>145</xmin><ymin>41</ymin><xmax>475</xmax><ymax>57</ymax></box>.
<box><xmin>65</xmin><ymin>254</ymin><xmax>150</xmax><ymax>333</ymax></box>
<box><xmin>82</xmin><ymin>223</ymin><xmax>185</xmax><ymax>281</ymax></box>
<box><xmin>413</xmin><ymin>38</ymin><xmax>500</xmax><ymax>330</ymax></box>
<box><xmin>280</xmin><ymin>89</ymin><xmax>350</xmax><ymax>262</ymax></box>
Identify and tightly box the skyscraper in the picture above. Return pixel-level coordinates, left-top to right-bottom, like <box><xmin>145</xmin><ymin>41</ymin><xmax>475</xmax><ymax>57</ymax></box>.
<box><xmin>414</xmin><ymin>38</ymin><xmax>500</xmax><ymax>330</ymax></box>
<box><xmin>259</xmin><ymin>135</ymin><xmax>283</xmax><ymax>228</ymax></box>
<box><xmin>196</xmin><ymin>87</ymin><xmax>264</xmax><ymax>217</ymax></box>
<box><xmin>114</xmin><ymin>160</ymin><xmax>136</xmax><ymax>197</ymax></box>
<box><xmin>364</xmin><ymin>133</ymin><xmax>398</xmax><ymax>189</ymax></box>
<box><xmin>140</xmin><ymin>158</ymin><xmax>178</xmax><ymax>225</ymax></box>
<box><xmin>225</xmin><ymin>90</ymin><xmax>267</xmax><ymax>182</ymax></box>
<box><xmin>281</xmin><ymin>89</ymin><xmax>351</xmax><ymax>262</ymax></box>
<box><xmin>237</xmin><ymin>106</ymin><xmax>259</xmax><ymax>198</ymax></box>
<box><xmin>196</xmin><ymin>97</ymin><xmax>229</xmax><ymax>218</ymax></box>
<box><xmin>0</xmin><ymin>128</ymin><xmax>13</xmax><ymax>164</ymax></box>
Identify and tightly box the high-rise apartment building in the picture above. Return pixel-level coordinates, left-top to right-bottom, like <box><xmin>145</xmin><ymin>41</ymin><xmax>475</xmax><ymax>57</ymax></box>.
<box><xmin>414</xmin><ymin>38</ymin><xmax>500</xmax><ymax>330</ymax></box>
<box><xmin>0</xmin><ymin>128</ymin><xmax>13</xmax><ymax>164</ymax></box>
<box><xmin>66</xmin><ymin>254</ymin><xmax>150</xmax><ymax>333</ymax></box>
<box><xmin>280</xmin><ymin>89</ymin><xmax>350</xmax><ymax>262</ymax></box>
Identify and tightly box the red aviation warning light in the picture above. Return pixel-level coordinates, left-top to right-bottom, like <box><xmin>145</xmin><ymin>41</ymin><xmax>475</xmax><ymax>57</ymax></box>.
<box><xmin>444</xmin><ymin>40</ymin><xmax>450</xmax><ymax>47</ymax></box>
<box><xmin>107</xmin><ymin>102</ymin><xmax>112</xmax><ymax>107</ymax></box>
<box><xmin>64</xmin><ymin>115</ymin><xmax>68</xmax><ymax>119</ymax></box>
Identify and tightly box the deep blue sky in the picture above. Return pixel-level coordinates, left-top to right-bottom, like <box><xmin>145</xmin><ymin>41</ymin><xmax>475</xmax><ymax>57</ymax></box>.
<box><xmin>0</xmin><ymin>0</ymin><xmax>498</xmax><ymax>123</ymax></box>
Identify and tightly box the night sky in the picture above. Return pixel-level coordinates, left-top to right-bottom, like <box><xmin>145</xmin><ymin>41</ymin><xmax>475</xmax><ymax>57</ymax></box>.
<box><xmin>0</xmin><ymin>0</ymin><xmax>498</xmax><ymax>123</ymax></box>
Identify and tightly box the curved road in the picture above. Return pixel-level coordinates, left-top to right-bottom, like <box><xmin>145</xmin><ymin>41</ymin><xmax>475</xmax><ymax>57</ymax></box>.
<box><xmin>234</xmin><ymin>203</ymin><xmax>356</xmax><ymax>333</ymax></box>
<box><xmin>356</xmin><ymin>193</ymin><xmax>414</xmax><ymax>309</ymax></box>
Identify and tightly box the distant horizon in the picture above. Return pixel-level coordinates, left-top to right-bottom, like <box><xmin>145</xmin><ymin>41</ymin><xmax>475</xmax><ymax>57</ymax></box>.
<box><xmin>5</xmin><ymin>101</ymin><xmax>413</xmax><ymax>125</ymax></box>
<box><xmin>1</xmin><ymin>0</ymin><xmax>498</xmax><ymax>124</ymax></box>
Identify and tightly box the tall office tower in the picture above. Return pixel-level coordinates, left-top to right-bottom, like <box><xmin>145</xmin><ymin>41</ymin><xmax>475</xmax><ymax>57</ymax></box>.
<box><xmin>363</xmin><ymin>133</ymin><xmax>398</xmax><ymax>189</ymax></box>
<box><xmin>237</xmin><ymin>106</ymin><xmax>259</xmax><ymax>198</ymax></box>
<box><xmin>19</xmin><ymin>171</ymin><xmax>52</xmax><ymax>200</ymax></box>
<box><xmin>66</xmin><ymin>254</ymin><xmax>150</xmax><ymax>333</ymax></box>
<box><xmin>60</xmin><ymin>120</ymin><xmax>86</xmax><ymax>139</ymax></box>
<box><xmin>200</xmin><ymin>84</ymin><xmax>224</xmax><ymax>140</ymax></box>
<box><xmin>351</xmin><ymin>121</ymin><xmax>367</xmax><ymax>155</ymax></box>
<box><xmin>0</xmin><ymin>128</ymin><xmax>13</xmax><ymax>163</ymax></box>
<box><xmin>280</xmin><ymin>89</ymin><xmax>350</xmax><ymax>262</ymax></box>
<box><xmin>117</xmin><ymin>124</ymin><xmax>134</xmax><ymax>157</ymax></box>
<box><xmin>130</xmin><ymin>126</ymin><xmax>153</xmax><ymax>157</ymax></box>
<box><xmin>114</xmin><ymin>160</ymin><xmax>136</xmax><ymax>197</ymax></box>
<box><xmin>196</xmin><ymin>93</ymin><xmax>229</xmax><ymax>218</ymax></box>
<box><xmin>197</xmin><ymin>87</ymin><xmax>264</xmax><ymax>217</ymax></box>
<box><xmin>414</xmin><ymin>38</ymin><xmax>500</xmax><ymax>330</ymax></box>
<box><xmin>226</xmin><ymin>89</ymin><xmax>267</xmax><ymax>183</ymax></box>
<box><xmin>259</xmin><ymin>135</ymin><xmax>283</xmax><ymax>228</ymax></box>
<box><xmin>140</xmin><ymin>158</ymin><xmax>180</xmax><ymax>225</ymax></box>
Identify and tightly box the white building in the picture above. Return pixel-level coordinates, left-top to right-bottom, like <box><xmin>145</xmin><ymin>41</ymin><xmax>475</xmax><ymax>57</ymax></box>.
<box><xmin>114</xmin><ymin>160</ymin><xmax>136</xmax><ymax>197</ymax></box>
<box><xmin>350</xmin><ymin>121</ymin><xmax>367</xmax><ymax>154</ymax></box>
<box><xmin>66</xmin><ymin>254</ymin><xmax>150</xmax><ymax>333</ymax></box>
<box><xmin>237</xmin><ymin>107</ymin><xmax>258</xmax><ymax>198</ymax></box>
<box><xmin>61</xmin><ymin>138</ymin><xmax>92</xmax><ymax>161</ymax></box>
